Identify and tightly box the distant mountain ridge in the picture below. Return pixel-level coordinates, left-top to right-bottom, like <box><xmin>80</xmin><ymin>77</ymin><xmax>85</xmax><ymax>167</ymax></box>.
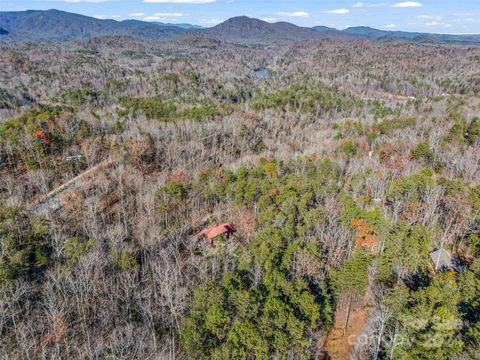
<box><xmin>342</xmin><ymin>26</ymin><xmax>480</xmax><ymax>43</ymax></box>
<box><xmin>152</xmin><ymin>21</ymin><xmax>203</xmax><ymax>30</ymax></box>
<box><xmin>0</xmin><ymin>9</ymin><xmax>186</xmax><ymax>41</ymax></box>
<box><xmin>1</xmin><ymin>10</ymin><xmax>479</xmax><ymax>44</ymax></box>
<box><xmin>188</xmin><ymin>16</ymin><xmax>335</xmax><ymax>44</ymax></box>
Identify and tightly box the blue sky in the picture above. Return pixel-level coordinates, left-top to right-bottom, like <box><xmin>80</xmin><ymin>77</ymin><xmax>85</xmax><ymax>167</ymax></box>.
<box><xmin>2</xmin><ymin>0</ymin><xmax>479</xmax><ymax>33</ymax></box>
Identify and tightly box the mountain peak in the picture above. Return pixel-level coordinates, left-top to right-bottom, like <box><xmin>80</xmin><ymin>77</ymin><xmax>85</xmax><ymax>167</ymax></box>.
<box><xmin>213</xmin><ymin>16</ymin><xmax>270</xmax><ymax>30</ymax></box>
<box><xmin>197</xmin><ymin>16</ymin><xmax>321</xmax><ymax>44</ymax></box>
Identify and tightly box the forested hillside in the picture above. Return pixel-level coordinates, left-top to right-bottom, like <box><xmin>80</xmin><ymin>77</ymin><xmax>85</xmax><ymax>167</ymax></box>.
<box><xmin>1</xmin><ymin>27</ymin><xmax>480</xmax><ymax>359</ymax></box>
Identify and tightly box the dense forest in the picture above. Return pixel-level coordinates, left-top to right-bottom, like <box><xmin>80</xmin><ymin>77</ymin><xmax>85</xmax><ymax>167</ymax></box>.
<box><xmin>1</xmin><ymin>17</ymin><xmax>480</xmax><ymax>359</ymax></box>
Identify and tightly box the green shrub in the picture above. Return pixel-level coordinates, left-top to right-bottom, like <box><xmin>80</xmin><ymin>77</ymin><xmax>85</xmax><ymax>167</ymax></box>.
<box><xmin>251</xmin><ymin>82</ymin><xmax>362</xmax><ymax>114</ymax></box>
<box><xmin>467</xmin><ymin>117</ymin><xmax>480</xmax><ymax>144</ymax></box>
<box><xmin>390</xmin><ymin>277</ymin><xmax>464</xmax><ymax>359</ymax></box>
<box><xmin>377</xmin><ymin>117</ymin><xmax>416</xmax><ymax>135</ymax></box>
<box><xmin>446</xmin><ymin>119</ymin><xmax>467</xmax><ymax>143</ymax></box>
<box><xmin>177</xmin><ymin>103</ymin><xmax>221</xmax><ymax>120</ymax></box>
<box><xmin>330</xmin><ymin>249</ymin><xmax>372</xmax><ymax>298</ymax></box>
<box><xmin>158</xmin><ymin>181</ymin><xmax>188</xmax><ymax>202</ymax></box>
<box><xmin>0</xmin><ymin>206</ymin><xmax>52</xmax><ymax>283</ymax></box>
<box><xmin>64</xmin><ymin>237</ymin><xmax>95</xmax><ymax>262</ymax></box>
<box><xmin>118</xmin><ymin>250</ymin><xmax>139</xmax><ymax>271</ymax></box>
<box><xmin>378</xmin><ymin>223</ymin><xmax>431</xmax><ymax>283</ymax></box>
<box><xmin>411</xmin><ymin>141</ymin><xmax>434</xmax><ymax>162</ymax></box>
<box><xmin>341</xmin><ymin>140</ymin><xmax>358</xmax><ymax>157</ymax></box>
<box><xmin>387</xmin><ymin>168</ymin><xmax>436</xmax><ymax>202</ymax></box>
<box><xmin>120</xmin><ymin>96</ymin><xmax>176</xmax><ymax>121</ymax></box>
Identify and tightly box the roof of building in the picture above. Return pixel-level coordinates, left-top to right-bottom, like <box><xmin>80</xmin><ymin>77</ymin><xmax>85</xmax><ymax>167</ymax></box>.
<box><xmin>196</xmin><ymin>223</ymin><xmax>235</xmax><ymax>240</ymax></box>
<box><xmin>429</xmin><ymin>248</ymin><xmax>463</xmax><ymax>273</ymax></box>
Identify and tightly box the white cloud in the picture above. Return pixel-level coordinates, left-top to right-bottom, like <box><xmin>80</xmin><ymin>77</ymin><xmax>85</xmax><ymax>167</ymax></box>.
<box><xmin>93</xmin><ymin>14</ymin><xmax>120</xmax><ymax>19</ymax></box>
<box><xmin>276</xmin><ymin>11</ymin><xmax>309</xmax><ymax>17</ymax></box>
<box><xmin>392</xmin><ymin>2</ymin><xmax>423</xmax><ymax>8</ymax></box>
<box><xmin>129</xmin><ymin>13</ymin><xmax>145</xmax><ymax>17</ymax></box>
<box><xmin>444</xmin><ymin>24</ymin><xmax>452</xmax><ymax>28</ymax></box>
<box><xmin>59</xmin><ymin>0</ymin><xmax>111</xmax><ymax>2</ymax></box>
<box><xmin>386</xmin><ymin>24</ymin><xmax>396</xmax><ymax>28</ymax></box>
<box><xmin>425</xmin><ymin>21</ymin><xmax>439</xmax><ymax>26</ymax></box>
<box><xmin>153</xmin><ymin>12</ymin><xmax>184</xmax><ymax>17</ymax></box>
<box><xmin>453</xmin><ymin>13</ymin><xmax>474</xmax><ymax>17</ymax></box>
<box><xmin>143</xmin><ymin>16</ymin><xmax>162</xmax><ymax>21</ymax></box>
<box><xmin>465</xmin><ymin>18</ymin><xmax>475</xmax><ymax>22</ymax></box>
<box><xmin>417</xmin><ymin>15</ymin><xmax>442</xmax><ymax>21</ymax></box>
<box><xmin>324</xmin><ymin>9</ymin><xmax>351</xmax><ymax>15</ymax></box>
<box><xmin>352</xmin><ymin>2</ymin><xmax>364</xmax><ymax>7</ymax></box>
<box><xmin>143</xmin><ymin>0</ymin><xmax>214</xmax><ymax>3</ymax></box>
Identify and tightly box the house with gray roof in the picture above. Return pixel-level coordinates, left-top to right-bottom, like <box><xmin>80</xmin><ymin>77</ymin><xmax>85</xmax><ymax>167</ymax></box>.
<box><xmin>429</xmin><ymin>248</ymin><xmax>464</xmax><ymax>273</ymax></box>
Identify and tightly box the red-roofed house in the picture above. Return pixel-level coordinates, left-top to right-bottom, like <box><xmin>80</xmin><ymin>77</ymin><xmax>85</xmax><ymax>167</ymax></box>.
<box><xmin>195</xmin><ymin>223</ymin><xmax>235</xmax><ymax>246</ymax></box>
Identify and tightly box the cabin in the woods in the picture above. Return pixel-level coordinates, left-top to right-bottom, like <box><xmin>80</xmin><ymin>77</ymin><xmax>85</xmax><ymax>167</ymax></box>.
<box><xmin>429</xmin><ymin>248</ymin><xmax>464</xmax><ymax>274</ymax></box>
<box><xmin>195</xmin><ymin>223</ymin><xmax>235</xmax><ymax>246</ymax></box>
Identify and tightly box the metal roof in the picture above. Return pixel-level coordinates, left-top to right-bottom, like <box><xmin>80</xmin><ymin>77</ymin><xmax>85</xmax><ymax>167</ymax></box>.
<box><xmin>429</xmin><ymin>248</ymin><xmax>463</xmax><ymax>273</ymax></box>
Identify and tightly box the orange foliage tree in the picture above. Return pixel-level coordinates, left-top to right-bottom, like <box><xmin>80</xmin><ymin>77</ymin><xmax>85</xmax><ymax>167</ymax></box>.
<box><xmin>351</xmin><ymin>219</ymin><xmax>377</xmax><ymax>247</ymax></box>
